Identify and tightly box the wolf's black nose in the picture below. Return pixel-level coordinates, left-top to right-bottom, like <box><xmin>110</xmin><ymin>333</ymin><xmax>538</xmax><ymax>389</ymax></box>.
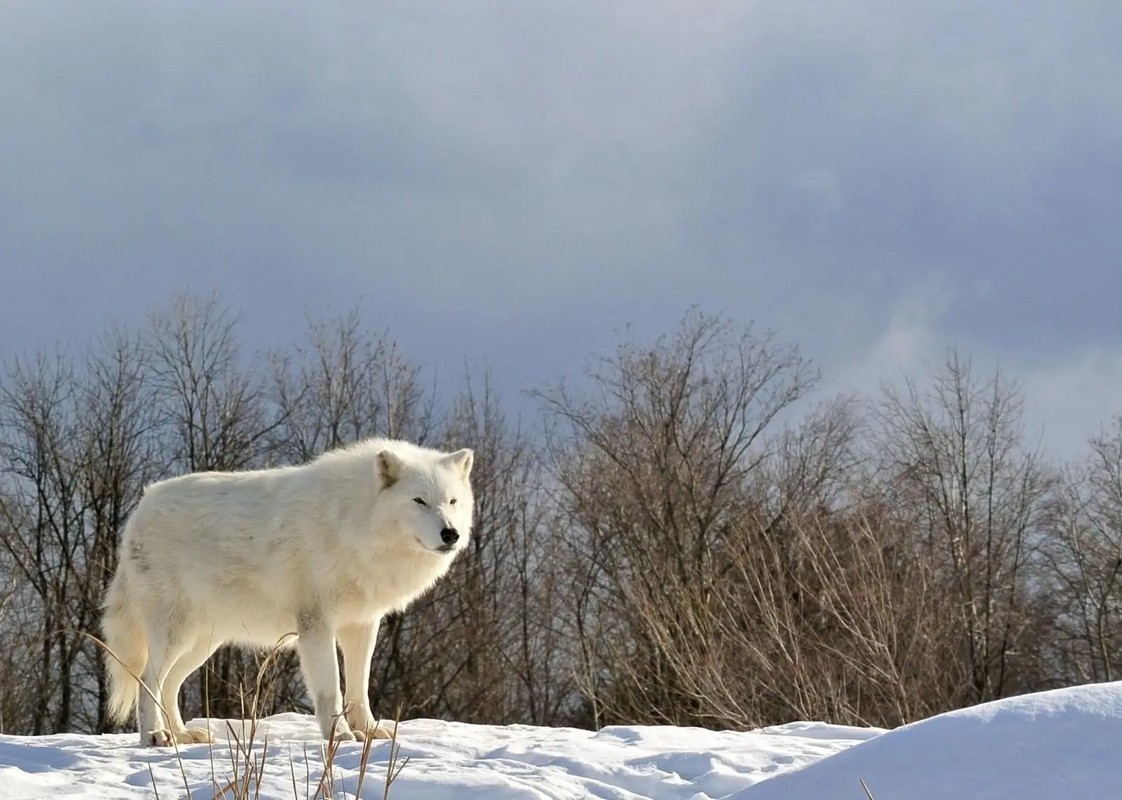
<box><xmin>440</xmin><ymin>527</ymin><xmax>460</xmax><ymax>546</ymax></box>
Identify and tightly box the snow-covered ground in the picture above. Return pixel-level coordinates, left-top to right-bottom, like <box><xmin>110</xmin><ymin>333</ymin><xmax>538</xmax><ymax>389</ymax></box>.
<box><xmin>1</xmin><ymin>682</ymin><xmax>1119</xmax><ymax>799</ymax></box>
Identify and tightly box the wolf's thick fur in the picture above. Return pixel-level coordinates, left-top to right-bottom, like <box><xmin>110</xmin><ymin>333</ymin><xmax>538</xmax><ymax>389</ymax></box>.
<box><xmin>101</xmin><ymin>438</ymin><xmax>474</xmax><ymax>746</ymax></box>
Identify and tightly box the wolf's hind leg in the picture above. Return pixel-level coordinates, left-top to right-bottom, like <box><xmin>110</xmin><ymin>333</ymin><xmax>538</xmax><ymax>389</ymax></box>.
<box><xmin>137</xmin><ymin>620</ymin><xmax>196</xmax><ymax>747</ymax></box>
<box><xmin>137</xmin><ymin>626</ymin><xmax>174</xmax><ymax>746</ymax></box>
<box><xmin>161</xmin><ymin>637</ymin><xmax>218</xmax><ymax>744</ymax></box>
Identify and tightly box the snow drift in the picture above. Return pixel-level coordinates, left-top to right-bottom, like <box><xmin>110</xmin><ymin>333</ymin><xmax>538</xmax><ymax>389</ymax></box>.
<box><xmin>737</xmin><ymin>681</ymin><xmax>1122</xmax><ymax>799</ymax></box>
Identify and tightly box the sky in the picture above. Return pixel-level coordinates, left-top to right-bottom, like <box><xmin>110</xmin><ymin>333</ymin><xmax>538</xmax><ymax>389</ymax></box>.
<box><xmin>1</xmin><ymin>1</ymin><xmax>1120</xmax><ymax>458</ymax></box>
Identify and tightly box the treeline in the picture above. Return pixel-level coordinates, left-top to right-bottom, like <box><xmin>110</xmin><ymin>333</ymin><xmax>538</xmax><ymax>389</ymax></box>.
<box><xmin>0</xmin><ymin>292</ymin><xmax>1119</xmax><ymax>736</ymax></box>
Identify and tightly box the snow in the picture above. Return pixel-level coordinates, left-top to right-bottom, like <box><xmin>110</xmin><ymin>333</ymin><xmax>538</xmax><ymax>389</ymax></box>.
<box><xmin>0</xmin><ymin>714</ymin><xmax>873</xmax><ymax>799</ymax></box>
<box><xmin>736</xmin><ymin>681</ymin><xmax>1122</xmax><ymax>800</ymax></box>
<box><xmin>0</xmin><ymin>682</ymin><xmax>1119</xmax><ymax>799</ymax></box>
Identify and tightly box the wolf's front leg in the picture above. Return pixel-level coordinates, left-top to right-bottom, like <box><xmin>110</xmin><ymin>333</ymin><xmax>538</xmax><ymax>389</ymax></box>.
<box><xmin>338</xmin><ymin>619</ymin><xmax>394</xmax><ymax>740</ymax></box>
<box><xmin>296</xmin><ymin>613</ymin><xmax>354</xmax><ymax>741</ymax></box>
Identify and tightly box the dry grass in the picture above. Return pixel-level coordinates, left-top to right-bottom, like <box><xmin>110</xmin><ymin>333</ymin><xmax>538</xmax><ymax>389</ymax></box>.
<box><xmin>208</xmin><ymin>703</ymin><xmax>399</xmax><ymax>800</ymax></box>
<box><xmin>83</xmin><ymin>630</ymin><xmax>404</xmax><ymax>799</ymax></box>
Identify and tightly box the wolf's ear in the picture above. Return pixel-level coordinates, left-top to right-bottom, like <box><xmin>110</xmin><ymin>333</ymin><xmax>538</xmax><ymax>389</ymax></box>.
<box><xmin>446</xmin><ymin>448</ymin><xmax>474</xmax><ymax>480</ymax></box>
<box><xmin>376</xmin><ymin>450</ymin><xmax>404</xmax><ymax>489</ymax></box>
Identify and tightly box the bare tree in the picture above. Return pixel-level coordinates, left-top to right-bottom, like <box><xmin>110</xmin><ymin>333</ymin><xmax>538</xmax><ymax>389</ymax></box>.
<box><xmin>873</xmin><ymin>349</ymin><xmax>1053</xmax><ymax>705</ymax></box>
<box><xmin>0</xmin><ymin>486</ymin><xmax>34</xmax><ymax>733</ymax></box>
<box><xmin>147</xmin><ymin>291</ymin><xmax>276</xmax><ymax>474</ymax></box>
<box><xmin>0</xmin><ymin>294</ymin><xmax>1102</xmax><ymax>737</ymax></box>
<box><xmin>1044</xmin><ymin>417</ymin><xmax>1122</xmax><ymax>683</ymax></box>
<box><xmin>537</xmin><ymin>309</ymin><xmax>821</xmax><ymax>727</ymax></box>
<box><xmin>0</xmin><ymin>351</ymin><xmax>85</xmax><ymax>733</ymax></box>
<box><xmin>266</xmin><ymin>307</ymin><xmax>437</xmax><ymax>464</ymax></box>
<box><xmin>72</xmin><ymin>328</ymin><xmax>162</xmax><ymax>731</ymax></box>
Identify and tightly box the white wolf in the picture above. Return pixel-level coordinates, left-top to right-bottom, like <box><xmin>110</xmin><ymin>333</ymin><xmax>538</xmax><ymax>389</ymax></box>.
<box><xmin>101</xmin><ymin>438</ymin><xmax>474</xmax><ymax>747</ymax></box>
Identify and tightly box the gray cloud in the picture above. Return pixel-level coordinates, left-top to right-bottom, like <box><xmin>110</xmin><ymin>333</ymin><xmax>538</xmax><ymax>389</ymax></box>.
<box><xmin>1</xmin><ymin>1</ymin><xmax>1120</xmax><ymax>451</ymax></box>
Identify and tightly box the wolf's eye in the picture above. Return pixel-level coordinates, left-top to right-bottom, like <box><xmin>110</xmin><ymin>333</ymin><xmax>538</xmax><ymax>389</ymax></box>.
<box><xmin>449</xmin><ymin>498</ymin><xmax>457</xmax><ymax>505</ymax></box>
<box><xmin>413</xmin><ymin>497</ymin><xmax>426</xmax><ymax>506</ymax></box>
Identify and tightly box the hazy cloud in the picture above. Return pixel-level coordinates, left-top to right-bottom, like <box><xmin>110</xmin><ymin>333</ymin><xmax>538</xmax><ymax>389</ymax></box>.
<box><xmin>1</xmin><ymin>1</ymin><xmax>1119</xmax><ymax>454</ymax></box>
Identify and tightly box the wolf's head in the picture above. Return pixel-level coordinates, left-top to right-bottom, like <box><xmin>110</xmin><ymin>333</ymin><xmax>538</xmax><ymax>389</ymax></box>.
<box><xmin>375</xmin><ymin>446</ymin><xmax>475</xmax><ymax>556</ymax></box>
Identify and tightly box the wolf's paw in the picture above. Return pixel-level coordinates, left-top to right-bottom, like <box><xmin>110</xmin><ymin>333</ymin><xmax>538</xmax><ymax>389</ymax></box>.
<box><xmin>352</xmin><ymin>722</ymin><xmax>395</xmax><ymax>741</ymax></box>
<box><xmin>330</xmin><ymin>727</ymin><xmax>358</xmax><ymax>742</ymax></box>
<box><xmin>145</xmin><ymin>727</ymin><xmax>213</xmax><ymax>747</ymax></box>
<box><xmin>182</xmin><ymin>727</ymin><xmax>214</xmax><ymax>744</ymax></box>
<box><xmin>345</xmin><ymin>706</ymin><xmax>395</xmax><ymax>741</ymax></box>
<box><xmin>145</xmin><ymin>729</ymin><xmax>174</xmax><ymax>747</ymax></box>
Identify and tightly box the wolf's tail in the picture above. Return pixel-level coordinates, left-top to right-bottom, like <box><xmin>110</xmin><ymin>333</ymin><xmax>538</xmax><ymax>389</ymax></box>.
<box><xmin>101</xmin><ymin>565</ymin><xmax>148</xmax><ymax>725</ymax></box>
